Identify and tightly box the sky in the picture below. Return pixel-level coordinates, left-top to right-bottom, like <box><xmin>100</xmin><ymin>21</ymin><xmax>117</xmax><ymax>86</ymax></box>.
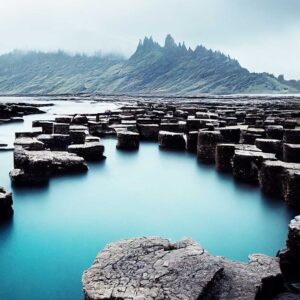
<box><xmin>0</xmin><ymin>0</ymin><xmax>299</xmax><ymax>79</ymax></box>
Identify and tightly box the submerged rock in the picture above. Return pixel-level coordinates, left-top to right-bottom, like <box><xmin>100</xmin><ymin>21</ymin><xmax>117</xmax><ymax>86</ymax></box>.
<box><xmin>82</xmin><ymin>237</ymin><xmax>280</xmax><ymax>300</ymax></box>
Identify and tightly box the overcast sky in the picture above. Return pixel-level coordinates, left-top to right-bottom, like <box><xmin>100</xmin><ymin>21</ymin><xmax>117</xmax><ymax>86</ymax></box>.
<box><xmin>0</xmin><ymin>0</ymin><xmax>299</xmax><ymax>79</ymax></box>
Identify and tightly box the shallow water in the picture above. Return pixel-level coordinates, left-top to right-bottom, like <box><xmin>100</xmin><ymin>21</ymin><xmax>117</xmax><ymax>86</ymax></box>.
<box><xmin>0</xmin><ymin>99</ymin><xmax>295</xmax><ymax>300</ymax></box>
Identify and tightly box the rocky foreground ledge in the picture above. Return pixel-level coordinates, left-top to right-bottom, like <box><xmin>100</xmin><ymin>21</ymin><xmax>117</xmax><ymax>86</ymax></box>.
<box><xmin>82</xmin><ymin>237</ymin><xmax>280</xmax><ymax>300</ymax></box>
<box><xmin>82</xmin><ymin>217</ymin><xmax>300</xmax><ymax>300</ymax></box>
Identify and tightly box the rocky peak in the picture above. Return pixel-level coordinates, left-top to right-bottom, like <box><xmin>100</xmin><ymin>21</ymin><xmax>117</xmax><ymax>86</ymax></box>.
<box><xmin>164</xmin><ymin>34</ymin><xmax>177</xmax><ymax>49</ymax></box>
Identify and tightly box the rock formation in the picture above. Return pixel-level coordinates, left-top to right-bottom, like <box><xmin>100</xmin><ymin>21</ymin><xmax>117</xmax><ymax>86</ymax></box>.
<box><xmin>0</xmin><ymin>187</ymin><xmax>13</xmax><ymax>219</ymax></box>
<box><xmin>82</xmin><ymin>237</ymin><xmax>280</xmax><ymax>300</ymax></box>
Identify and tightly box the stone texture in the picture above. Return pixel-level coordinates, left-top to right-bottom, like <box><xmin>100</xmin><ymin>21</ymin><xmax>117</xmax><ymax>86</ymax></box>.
<box><xmin>283</xmin><ymin>144</ymin><xmax>300</xmax><ymax>163</ymax></box>
<box><xmin>14</xmin><ymin>137</ymin><xmax>45</xmax><ymax>151</ymax></box>
<box><xmin>215</xmin><ymin>143</ymin><xmax>236</xmax><ymax>172</ymax></box>
<box><xmin>68</xmin><ymin>142</ymin><xmax>105</xmax><ymax>161</ymax></box>
<box><xmin>283</xmin><ymin>170</ymin><xmax>300</xmax><ymax>208</ymax></box>
<box><xmin>278</xmin><ymin>216</ymin><xmax>300</xmax><ymax>292</ymax></box>
<box><xmin>186</xmin><ymin>131</ymin><xmax>198</xmax><ymax>152</ymax></box>
<box><xmin>117</xmin><ymin>131</ymin><xmax>140</xmax><ymax>150</ymax></box>
<box><xmin>255</xmin><ymin>138</ymin><xmax>282</xmax><ymax>158</ymax></box>
<box><xmin>82</xmin><ymin>237</ymin><xmax>280</xmax><ymax>300</ymax></box>
<box><xmin>197</xmin><ymin>131</ymin><xmax>223</xmax><ymax>163</ymax></box>
<box><xmin>138</xmin><ymin>124</ymin><xmax>159</xmax><ymax>141</ymax></box>
<box><xmin>233</xmin><ymin>150</ymin><xmax>276</xmax><ymax>183</ymax></box>
<box><xmin>10</xmin><ymin>147</ymin><xmax>87</xmax><ymax>185</ymax></box>
<box><xmin>0</xmin><ymin>187</ymin><xmax>13</xmax><ymax>219</ymax></box>
<box><xmin>158</xmin><ymin>131</ymin><xmax>186</xmax><ymax>150</ymax></box>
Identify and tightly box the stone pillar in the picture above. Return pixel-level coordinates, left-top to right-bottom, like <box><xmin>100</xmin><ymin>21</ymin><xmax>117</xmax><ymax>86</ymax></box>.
<box><xmin>116</xmin><ymin>131</ymin><xmax>139</xmax><ymax>150</ymax></box>
<box><xmin>215</xmin><ymin>144</ymin><xmax>236</xmax><ymax>172</ymax></box>
<box><xmin>278</xmin><ymin>216</ymin><xmax>300</xmax><ymax>288</ymax></box>
<box><xmin>0</xmin><ymin>188</ymin><xmax>13</xmax><ymax>219</ymax></box>
<box><xmin>158</xmin><ymin>131</ymin><xmax>186</xmax><ymax>150</ymax></box>
<box><xmin>186</xmin><ymin>131</ymin><xmax>198</xmax><ymax>152</ymax></box>
<box><xmin>197</xmin><ymin>131</ymin><xmax>222</xmax><ymax>163</ymax></box>
<box><xmin>283</xmin><ymin>170</ymin><xmax>300</xmax><ymax>208</ymax></box>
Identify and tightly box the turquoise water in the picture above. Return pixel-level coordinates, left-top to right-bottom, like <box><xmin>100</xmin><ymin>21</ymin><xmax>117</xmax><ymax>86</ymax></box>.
<box><xmin>0</xmin><ymin>102</ymin><xmax>296</xmax><ymax>300</ymax></box>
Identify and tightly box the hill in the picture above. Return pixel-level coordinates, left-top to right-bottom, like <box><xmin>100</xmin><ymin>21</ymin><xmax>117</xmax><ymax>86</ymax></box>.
<box><xmin>0</xmin><ymin>35</ymin><xmax>299</xmax><ymax>95</ymax></box>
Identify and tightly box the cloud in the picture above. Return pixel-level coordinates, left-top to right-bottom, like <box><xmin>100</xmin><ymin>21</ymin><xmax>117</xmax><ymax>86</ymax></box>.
<box><xmin>0</xmin><ymin>0</ymin><xmax>299</xmax><ymax>78</ymax></box>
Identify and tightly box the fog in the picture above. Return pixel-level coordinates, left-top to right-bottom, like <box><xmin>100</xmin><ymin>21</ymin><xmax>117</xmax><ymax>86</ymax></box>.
<box><xmin>0</xmin><ymin>0</ymin><xmax>299</xmax><ymax>79</ymax></box>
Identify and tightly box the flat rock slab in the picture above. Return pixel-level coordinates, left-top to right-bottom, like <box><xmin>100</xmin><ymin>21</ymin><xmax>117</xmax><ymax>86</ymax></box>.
<box><xmin>82</xmin><ymin>237</ymin><xmax>280</xmax><ymax>300</ymax></box>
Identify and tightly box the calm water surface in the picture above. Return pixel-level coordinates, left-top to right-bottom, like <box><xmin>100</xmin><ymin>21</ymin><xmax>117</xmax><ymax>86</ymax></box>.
<box><xmin>0</xmin><ymin>99</ymin><xmax>295</xmax><ymax>300</ymax></box>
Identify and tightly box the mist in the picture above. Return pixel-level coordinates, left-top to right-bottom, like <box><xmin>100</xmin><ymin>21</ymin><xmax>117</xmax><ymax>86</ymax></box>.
<box><xmin>0</xmin><ymin>0</ymin><xmax>299</xmax><ymax>79</ymax></box>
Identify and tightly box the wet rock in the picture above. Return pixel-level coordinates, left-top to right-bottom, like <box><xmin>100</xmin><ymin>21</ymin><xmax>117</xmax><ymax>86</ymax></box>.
<box><xmin>53</xmin><ymin>123</ymin><xmax>70</xmax><ymax>134</ymax></box>
<box><xmin>160</xmin><ymin>122</ymin><xmax>186</xmax><ymax>133</ymax></box>
<box><xmin>85</xmin><ymin>136</ymin><xmax>101</xmax><ymax>143</ymax></box>
<box><xmin>68</xmin><ymin>142</ymin><xmax>105</xmax><ymax>161</ymax></box>
<box><xmin>278</xmin><ymin>216</ymin><xmax>300</xmax><ymax>287</ymax></box>
<box><xmin>70</xmin><ymin>130</ymin><xmax>86</xmax><ymax>145</ymax></box>
<box><xmin>284</xmin><ymin>129</ymin><xmax>300</xmax><ymax>144</ymax></box>
<box><xmin>283</xmin><ymin>144</ymin><xmax>300</xmax><ymax>163</ymax></box>
<box><xmin>233</xmin><ymin>150</ymin><xmax>276</xmax><ymax>183</ymax></box>
<box><xmin>197</xmin><ymin>131</ymin><xmax>223</xmax><ymax>163</ymax></box>
<box><xmin>138</xmin><ymin>124</ymin><xmax>159</xmax><ymax>141</ymax></box>
<box><xmin>15</xmin><ymin>127</ymin><xmax>43</xmax><ymax>138</ymax></box>
<box><xmin>255</xmin><ymin>138</ymin><xmax>282</xmax><ymax>158</ymax></box>
<box><xmin>215</xmin><ymin>143</ymin><xmax>236</xmax><ymax>172</ymax></box>
<box><xmin>82</xmin><ymin>237</ymin><xmax>280</xmax><ymax>300</ymax></box>
<box><xmin>10</xmin><ymin>147</ymin><xmax>87</xmax><ymax>185</ymax></box>
<box><xmin>14</xmin><ymin>137</ymin><xmax>45</xmax><ymax>151</ymax></box>
<box><xmin>219</xmin><ymin>126</ymin><xmax>241</xmax><ymax>143</ymax></box>
<box><xmin>32</xmin><ymin>120</ymin><xmax>54</xmax><ymax>134</ymax></box>
<box><xmin>0</xmin><ymin>187</ymin><xmax>13</xmax><ymax>219</ymax></box>
<box><xmin>116</xmin><ymin>131</ymin><xmax>139</xmax><ymax>150</ymax></box>
<box><xmin>186</xmin><ymin>118</ymin><xmax>206</xmax><ymax>132</ymax></box>
<box><xmin>55</xmin><ymin>115</ymin><xmax>72</xmax><ymax>123</ymax></box>
<box><xmin>186</xmin><ymin>131</ymin><xmax>198</xmax><ymax>152</ymax></box>
<box><xmin>37</xmin><ymin>134</ymin><xmax>70</xmax><ymax>151</ymax></box>
<box><xmin>72</xmin><ymin>114</ymin><xmax>88</xmax><ymax>125</ymax></box>
<box><xmin>283</xmin><ymin>170</ymin><xmax>300</xmax><ymax>208</ymax></box>
<box><xmin>158</xmin><ymin>131</ymin><xmax>186</xmax><ymax>150</ymax></box>
<box><xmin>266</xmin><ymin>125</ymin><xmax>284</xmax><ymax>140</ymax></box>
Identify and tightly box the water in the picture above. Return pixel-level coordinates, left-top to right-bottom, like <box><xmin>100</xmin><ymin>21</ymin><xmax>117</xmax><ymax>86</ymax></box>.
<box><xmin>0</xmin><ymin>99</ymin><xmax>295</xmax><ymax>300</ymax></box>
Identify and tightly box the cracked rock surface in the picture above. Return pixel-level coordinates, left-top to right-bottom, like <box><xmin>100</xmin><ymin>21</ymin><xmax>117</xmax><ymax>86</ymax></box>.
<box><xmin>82</xmin><ymin>237</ymin><xmax>280</xmax><ymax>300</ymax></box>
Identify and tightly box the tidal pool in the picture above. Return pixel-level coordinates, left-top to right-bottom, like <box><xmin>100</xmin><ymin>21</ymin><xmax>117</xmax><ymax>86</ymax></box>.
<box><xmin>0</xmin><ymin>100</ymin><xmax>295</xmax><ymax>300</ymax></box>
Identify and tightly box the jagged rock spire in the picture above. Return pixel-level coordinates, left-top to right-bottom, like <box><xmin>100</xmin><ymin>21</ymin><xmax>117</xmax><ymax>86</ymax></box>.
<box><xmin>164</xmin><ymin>34</ymin><xmax>177</xmax><ymax>49</ymax></box>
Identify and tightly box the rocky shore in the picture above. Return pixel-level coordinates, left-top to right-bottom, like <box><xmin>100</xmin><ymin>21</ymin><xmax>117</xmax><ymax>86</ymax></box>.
<box><xmin>82</xmin><ymin>216</ymin><xmax>300</xmax><ymax>300</ymax></box>
<box><xmin>1</xmin><ymin>95</ymin><xmax>300</xmax><ymax>298</ymax></box>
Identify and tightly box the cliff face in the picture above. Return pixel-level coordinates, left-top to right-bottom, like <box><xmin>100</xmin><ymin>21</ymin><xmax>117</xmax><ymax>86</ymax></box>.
<box><xmin>0</xmin><ymin>35</ymin><xmax>299</xmax><ymax>95</ymax></box>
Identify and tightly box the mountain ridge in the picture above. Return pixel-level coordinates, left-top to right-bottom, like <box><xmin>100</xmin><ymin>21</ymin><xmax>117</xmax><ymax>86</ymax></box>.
<box><xmin>0</xmin><ymin>35</ymin><xmax>299</xmax><ymax>95</ymax></box>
